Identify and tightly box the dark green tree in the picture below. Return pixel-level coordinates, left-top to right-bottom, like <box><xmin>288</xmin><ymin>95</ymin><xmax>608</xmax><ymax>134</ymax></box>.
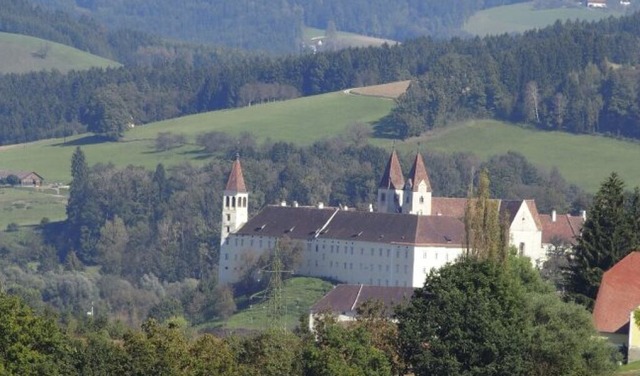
<box><xmin>566</xmin><ymin>172</ymin><xmax>635</xmax><ymax>307</ymax></box>
<box><xmin>397</xmin><ymin>257</ymin><xmax>616</xmax><ymax>376</ymax></box>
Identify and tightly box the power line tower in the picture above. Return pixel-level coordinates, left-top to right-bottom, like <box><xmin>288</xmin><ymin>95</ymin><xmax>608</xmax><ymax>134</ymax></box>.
<box><xmin>264</xmin><ymin>239</ymin><xmax>293</xmax><ymax>331</ymax></box>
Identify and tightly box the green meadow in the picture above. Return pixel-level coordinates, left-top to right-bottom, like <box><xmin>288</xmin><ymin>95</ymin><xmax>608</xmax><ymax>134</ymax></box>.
<box><xmin>303</xmin><ymin>27</ymin><xmax>397</xmax><ymax>48</ymax></box>
<box><xmin>199</xmin><ymin>277</ymin><xmax>333</xmax><ymax>332</ymax></box>
<box><xmin>0</xmin><ymin>187</ymin><xmax>67</xmax><ymax>228</ymax></box>
<box><xmin>404</xmin><ymin>120</ymin><xmax>640</xmax><ymax>193</ymax></box>
<box><xmin>0</xmin><ymin>91</ymin><xmax>394</xmax><ymax>183</ymax></box>
<box><xmin>0</xmin><ymin>32</ymin><xmax>120</xmax><ymax>74</ymax></box>
<box><xmin>464</xmin><ymin>2</ymin><xmax>622</xmax><ymax>36</ymax></box>
<box><xmin>2</xmin><ymin>88</ymin><xmax>640</xmax><ymax>193</ymax></box>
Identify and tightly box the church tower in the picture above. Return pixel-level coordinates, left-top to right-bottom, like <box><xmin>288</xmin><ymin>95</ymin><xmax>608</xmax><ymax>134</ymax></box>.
<box><xmin>221</xmin><ymin>156</ymin><xmax>248</xmax><ymax>245</ymax></box>
<box><xmin>377</xmin><ymin>150</ymin><xmax>405</xmax><ymax>213</ymax></box>
<box><xmin>403</xmin><ymin>152</ymin><xmax>432</xmax><ymax>215</ymax></box>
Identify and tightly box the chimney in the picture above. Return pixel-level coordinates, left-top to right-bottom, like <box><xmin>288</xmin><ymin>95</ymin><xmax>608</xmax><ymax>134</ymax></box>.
<box><xmin>368</xmin><ymin>203</ymin><xmax>373</xmax><ymax>212</ymax></box>
<box><xmin>551</xmin><ymin>210</ymin><xmax>556</xmax><ymax>223</ymax></box>
<box><xmin>318</xmin><ymin>202</ymin><xmax>324</xmax><ymax>209</ymax></box>
<box><xmin>581</xmin><ymin>210</ymin><xmax>587</xmax><ymax>220</ymax></box>
<box><xmin>280</xmin><ymin>200</ymin><xmax>287</xmax><ymax>207</ymax></box>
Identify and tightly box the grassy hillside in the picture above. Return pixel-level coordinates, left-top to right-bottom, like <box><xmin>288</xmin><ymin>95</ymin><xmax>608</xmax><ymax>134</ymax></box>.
<box><xmin>464</xmin><ymin>2</ymin><xmax>622</xmax><ymax>36</ymax></box>
<box><xmin>1</xmin><ymin>85</ymin><xmax>639</xmax><ymax>193</ymax></box>
<box><xmin>0</xmin><ymin>187</ymin><xmax>67</xmax><ymax>228</ymax></box>
<box><xmin>0</xmin><ymin>91</ymin><xmax>394</xmax><ymax>183</ymax></box>
<box><xmin>398</xmin><ymin>120</ymin><xmax>640</xmax><ymax>193</ymax></box>
<box><xmin>199</xmin><ymin>277</ymin><xmax>333</xmax><ymax>332</ymax></box>
<box><xmin>303</xmin><ymin>27</ymin><xmax>397</xmax><ymax>48</ymax></box>
<box><xmin>0</xmin><ymin>32</ymin><xmax>120</xmax><ymax>74</ymax></box>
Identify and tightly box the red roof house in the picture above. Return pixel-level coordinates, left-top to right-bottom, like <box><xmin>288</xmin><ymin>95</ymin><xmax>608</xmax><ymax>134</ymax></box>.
<box><xmin>593</xmin><ymin>251</ymin><xmax>640</xmax><ymax>360</ymax></box>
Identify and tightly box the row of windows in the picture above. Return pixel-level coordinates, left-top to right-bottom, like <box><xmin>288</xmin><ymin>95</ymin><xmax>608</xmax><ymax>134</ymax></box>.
<box><xmin>313</xmin><ymin>244</ymin><xmax>410</xmax><ymax>259</ymax></box>
<box><xmin>379</xmin><ymin>192</ymin><xmax>426</xmax><ymax>204</ymax></box>
<box><xmin>224</xmin><ymin>195</ymin><xmax>247</xmax><ymax>208</ymax></box>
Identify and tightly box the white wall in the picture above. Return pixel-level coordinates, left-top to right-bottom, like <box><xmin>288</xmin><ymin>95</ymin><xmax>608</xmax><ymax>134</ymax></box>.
<box><xmin>412</xmin><ymin>246</ymin><xmax>464</xmax><ymax>287</ymax></box>
<box><xmin>509</xmin><ymin>202</ymin><xmax>543</xmax><ymax>265</ymax></box>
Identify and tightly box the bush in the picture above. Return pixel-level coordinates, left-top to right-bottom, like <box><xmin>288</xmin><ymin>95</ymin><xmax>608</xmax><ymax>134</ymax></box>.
<box><xmin>6</xmin><ymin>223</ymin><xmax>19</xmax><ymax>232</ymax></box>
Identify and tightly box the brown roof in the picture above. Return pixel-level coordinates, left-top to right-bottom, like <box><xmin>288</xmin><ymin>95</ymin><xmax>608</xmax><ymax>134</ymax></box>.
<box><xmin>234</xmin><ymin>205</ymin><xmax>465</xmax><ymax>247</ymax></box>
<box><xmin>432</xmin><ymin>197</ymin><xmax>468</xmax><ymax>218</ymax></box>
<box><xmin>225</xmin><ymin>158</ymin><xmax>246</xmax><ymax>192</ymax></box>
<box><xmin>539</xmin><ymin>213</ymin><xmax>584</xmax><ymax>245</ymax></box>
<box><xmin>593</xmin><ymin>251</ymin><xmax>640</xmax><ymax>333</ymax></box>
<box><xmin>320</xmin><ymin>210</ymin><xmax>464</xmax><ymax>246</ymax></box>
<box><xmin>405</xmin><ymin>152</ymin><xmax>431</xmax><ymax>192</ymax></box>
<box><xmin>310</xmin><ymin>284</ymin><xmax>414</xmax><ymax>315</ymax></box>
<box><xmin>0</xmin><ymin>170</ymin><xmax>43</xmax><ymax>180</ymax></box>
<box><xmin>235</xmin><ymin>206</ymin><xmax>337</xmax><ymax>238</ymax></box>
<box><xmin>379</xmin><ymin>150</ymin><xmax>404</xmax><ymax>190</ymax></box>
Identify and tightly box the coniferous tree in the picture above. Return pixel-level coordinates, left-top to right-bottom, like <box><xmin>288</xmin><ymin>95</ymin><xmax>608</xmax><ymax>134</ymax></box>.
<box><xmin>566</xmin><ymin>172</ymin><xmax>634</xmax><ymax>307</ymax></box>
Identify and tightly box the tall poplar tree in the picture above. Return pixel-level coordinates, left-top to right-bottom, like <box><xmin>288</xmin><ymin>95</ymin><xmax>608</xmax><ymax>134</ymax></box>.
<box><xmin>566</xmin><ymin>172</ymin><xmax>635</xmax><ymax>307</ymax></box>
<box><xmin>464</xmin><ymin>169</ymin><xmax>508</xmax><ymax>264</ymax></box>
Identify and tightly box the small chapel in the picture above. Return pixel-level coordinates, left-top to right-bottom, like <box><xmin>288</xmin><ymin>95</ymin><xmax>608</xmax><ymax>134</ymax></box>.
<box><xmin>218</xmin><ymin>150</ymin><xmax>583</xmax><ymax>287</ymax></box>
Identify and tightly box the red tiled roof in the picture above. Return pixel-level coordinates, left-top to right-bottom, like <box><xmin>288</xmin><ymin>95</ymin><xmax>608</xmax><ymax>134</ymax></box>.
<box><xmin>525</xmin><ymin>200</ymin><xmax>542</xmax><ymax>230</ymax></box>
<box><xmin>406</xmin><ymin>153</ymin><xmax>431</xmax><ymax>192</ymax></box>
<box><xmin>379</xmin><ymin>150</ymin><xmax>404</xmax><ymax>190</ymax></box>
<box><xmin>539</xmin><ymin>213</ymin><xmax>584</xmax><ymax>245</ymax></box>
<box><xmin>593</xmin><ymin>251</ymin><xmax>640</xmax><ymax>333</ymax></box>
<box><xmin>310</xmin><ymin>284</ymin><xmax>414</xmax><ymax>315</ymax></box>
<box><xmin>225</xmin><ymin>158</ymin><xmax>247</xmax><ymax>192</ymax></box>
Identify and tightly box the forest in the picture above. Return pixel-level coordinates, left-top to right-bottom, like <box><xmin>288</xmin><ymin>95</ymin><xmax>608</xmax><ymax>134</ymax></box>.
<box><xmin>30</xmin><ymin>0</ymin><xmax>530</xmax><ymax>52</ymax></box>
<box><xmin>3</xmin><ymin>9</ymin><xmax>640</xmax><ymax>145</ymax></box>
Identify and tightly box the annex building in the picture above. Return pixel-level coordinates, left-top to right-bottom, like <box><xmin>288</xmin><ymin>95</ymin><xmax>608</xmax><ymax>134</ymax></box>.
<box><xmin>218</xmin><ymin>151</ymin><xmax>583</xmax><ymax>288</ymax></box>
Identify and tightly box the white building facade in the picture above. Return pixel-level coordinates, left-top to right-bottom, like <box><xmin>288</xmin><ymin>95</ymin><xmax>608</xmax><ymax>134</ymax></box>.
<box><xmin>218</xmin><ymin>151</ymin><xmax>574</xmax><ymax>287</ymax></box>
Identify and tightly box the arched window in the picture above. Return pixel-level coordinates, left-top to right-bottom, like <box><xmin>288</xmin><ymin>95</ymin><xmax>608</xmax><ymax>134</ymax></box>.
<box><xmin>232</xmin><ymin>196</ymin><xmax>236</xmax><ymax>207</ymax></box>
<box><xmin>419</xmin><ymin>196</ymin><xmax>424</xmax><ymax>204</ymax></box>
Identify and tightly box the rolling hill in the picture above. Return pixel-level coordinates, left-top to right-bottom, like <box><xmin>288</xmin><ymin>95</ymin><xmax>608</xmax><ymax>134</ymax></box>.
<box><xmin>464</xmin><ymin>2</ymin><xmax>623</xmax><ymax>36</ymax></box>
<box><xmin>1</xmin><ymin>83</ymin><xmax>639</xmax><ymax>193</ymax></box>
<box><xmin>0</xmin><ymin>32</ymin><xmax>120</xmax><ymax>74</ymax></box>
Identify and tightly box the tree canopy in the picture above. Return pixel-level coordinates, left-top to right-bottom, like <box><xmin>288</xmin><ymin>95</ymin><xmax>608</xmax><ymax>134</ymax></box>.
<box><xmin>397</xmin><ymin>257</ymin><xmax>617</xmax><ymax>376</ymax></box>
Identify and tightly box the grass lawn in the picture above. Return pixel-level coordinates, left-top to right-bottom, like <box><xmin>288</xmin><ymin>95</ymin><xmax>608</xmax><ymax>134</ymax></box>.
<box><xmin>384</xmin><ymin>120</ymin><xmax>640</xmax><ymax>193</ymax></box>
<box><xmin>617</xmin><ymin>360</ymin><xmax>640</xmax><ymax>375</ymax></box>
<box><xmin>0</xmin><ymin>32</ymin><xmax>120</xmax><ymax>74</ymax></box>
<box><xmin>0</xmin><ymin>91</ymin><xmax>394</xmax><ymax>183</ymax></box>
<box><xmin>464</xmin><ymin>2</ymin><xmax>622</xmax><ymax>36</ymax></box>
<box><xmin>198</xmin><ymin>277</ymin><xmax>334</xmax><ymax>332</ymax></box>
<box><xmin>0</xmin><ymin>187</ymin><xmax>67</xmax><ymax>229</ymax></box>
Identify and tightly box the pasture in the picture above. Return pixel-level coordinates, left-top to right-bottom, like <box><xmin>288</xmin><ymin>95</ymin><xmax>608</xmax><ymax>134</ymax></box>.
<box><xmin>0</xmin><ymin>32</ymin><xmax>120</xmax><ymax>74</ymax></box>
<box><xmin>303</xmin><ymin>27</ymin><xmax>397</xmax><ymax>48</ymax></box>
<box><xmin>2</xmin><ymin>84</ymin><xmax>640</xmax><ymax>193</ymax></box>
<box><xmin>0</xmin><ymin>91</ymin><xmax>394</xmax><ymax>183</ymax></box>
<box><xmin>401</xmin><ymin>120</ymin><xmax>640</xmax><ymax>193</ymax></box>
<box><xmin>464</xmin><ymin>2</ymin><xmax>623</xmax><ymax>36</ymax></box>
<box><xmin>0</xmin><ymin>187</ymin><xmax>67</xmax><ymax>229</ymax></box>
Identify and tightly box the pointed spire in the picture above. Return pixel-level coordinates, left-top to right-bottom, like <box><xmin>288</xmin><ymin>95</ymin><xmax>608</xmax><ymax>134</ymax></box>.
<box><xmin>406</xmin><ymin>152</ymin><xmax>431</xmax><ymax>192</ymax></box>
<box><xmin>379</xmin><ymin>149</ymin><xmax>404</xmax><ymax>189</ymax></box>
<box><xmin>225</xmin><ymin>156</ymin><xmax>247</xmax><ymax>192</ymax></box>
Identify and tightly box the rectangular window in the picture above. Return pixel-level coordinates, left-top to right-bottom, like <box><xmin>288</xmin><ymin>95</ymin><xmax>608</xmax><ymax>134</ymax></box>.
<box><xmin>387</xmin><ymin>249</ymin><xmax>390</xmax><ymax>257</ymax></box>
<box><xmin>224</xmin><ymin>253</ymin><xmax>229</xmax><ymax>260</ymax></box>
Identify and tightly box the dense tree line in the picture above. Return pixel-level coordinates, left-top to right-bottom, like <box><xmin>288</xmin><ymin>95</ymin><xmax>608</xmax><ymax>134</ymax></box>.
<box><xmin>384</xmin><ymin>17</ymin><xmax>640</xmax><ymax>139</ymax></box>
<box><xmin>30</xmin><ymin>0</ymin><xmax>529</xmax><ymax>53</ymax></box>
<box><xmin>0</xmin><ymin>0</ymin><xmax>247</xmax><ymax>66</ymax></box>
<box><xmin>4</xmin><ymin>12</ymin><xmax>640</xmax><ymax>145</ymax></box>
<box><xmin>0</xmin><ymin>254</ymin><xmax>617</xmax><ymax>375</ymax></box>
